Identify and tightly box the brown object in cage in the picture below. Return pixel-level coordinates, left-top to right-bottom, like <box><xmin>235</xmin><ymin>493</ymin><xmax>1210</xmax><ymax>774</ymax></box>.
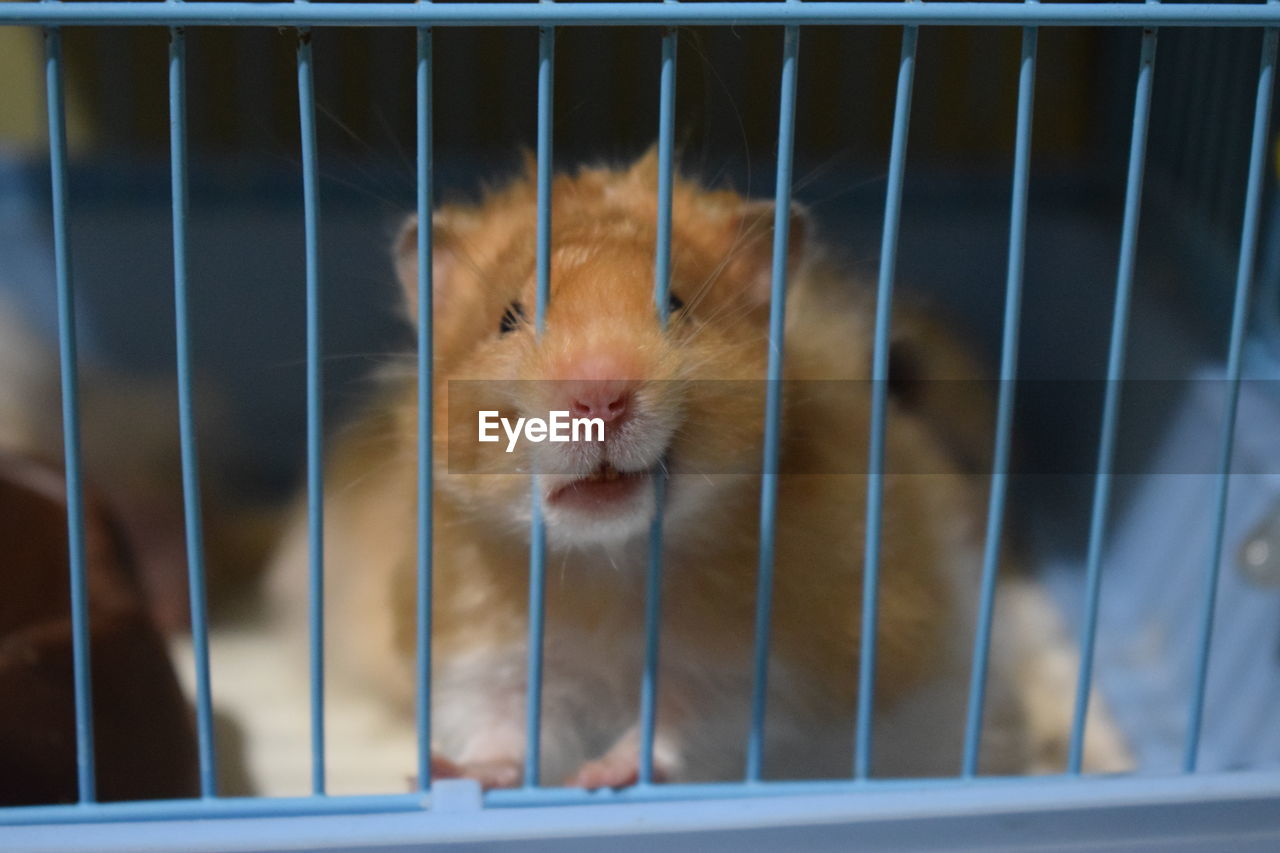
<box><xmin>0</xmin><ymin>450</ymin><xmax>199</xmax><ymax>806</ymax></box>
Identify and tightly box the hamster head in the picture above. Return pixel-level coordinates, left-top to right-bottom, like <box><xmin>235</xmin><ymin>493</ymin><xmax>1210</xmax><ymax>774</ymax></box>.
<box><xmin>393</xmin><ymin>151</ymin><xmax>806</xmax><ymax>549</ymax></box>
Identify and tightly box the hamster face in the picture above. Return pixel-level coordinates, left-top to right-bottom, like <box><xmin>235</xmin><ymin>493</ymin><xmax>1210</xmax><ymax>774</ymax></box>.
<box><xmin>393</xmin><ymin>152</ymin><xmax>804</xmax><ymax>549</ymax></box>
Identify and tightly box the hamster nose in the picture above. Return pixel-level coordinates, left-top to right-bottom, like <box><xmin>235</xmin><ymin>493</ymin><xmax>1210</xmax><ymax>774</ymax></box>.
<box><xmin>568</xmin><ymin>382</ymin><xmax>632</xmax><ymax>424</ymax></box>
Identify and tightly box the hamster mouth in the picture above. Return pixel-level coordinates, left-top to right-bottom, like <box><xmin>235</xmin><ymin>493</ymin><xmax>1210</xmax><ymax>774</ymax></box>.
<box><xmin>545</xmin><ymin>462</ymin><xmax>651</xmax><ymax>513</ymax></box>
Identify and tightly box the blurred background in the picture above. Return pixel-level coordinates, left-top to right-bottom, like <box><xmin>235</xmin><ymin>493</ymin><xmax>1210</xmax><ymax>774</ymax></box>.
<box><xmin>0</xmin><ymin>25</ymin><xmax>1271</xmax><ymax>478</ymax></box>
<box><xmin>0</xmin><ymin>24</ymin><xmax>1272</xmax><ymax>490</ymax></box>
<box><xmin>0</xmin><ymin>21</ymin><xmax>1277</xmax><ymax>780</ymax></box>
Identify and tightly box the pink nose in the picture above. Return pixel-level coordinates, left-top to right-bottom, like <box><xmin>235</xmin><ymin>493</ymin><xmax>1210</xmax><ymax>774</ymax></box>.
<box><xmin>568</xmin><ymin>382</ymin><xmax>631</xmax><ymax>424</ymax></box>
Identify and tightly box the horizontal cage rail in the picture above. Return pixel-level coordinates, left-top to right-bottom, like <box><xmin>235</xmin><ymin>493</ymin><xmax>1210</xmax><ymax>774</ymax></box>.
<box><xmin>3</xmin><ymin>2</ymin><xmax>1280</xmax><ymax>28</ymax></box>
<box><xmin>3</xmin><ymin>771</ymin><xmax>1280</xmax><ymax>828</ymax></box>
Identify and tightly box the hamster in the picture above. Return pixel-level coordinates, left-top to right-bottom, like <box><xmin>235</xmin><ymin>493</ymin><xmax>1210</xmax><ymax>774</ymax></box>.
<box><xmin>265</xmin><ymin>150</ymin><xmax>1123</xmax><ymax>791</ymax></box>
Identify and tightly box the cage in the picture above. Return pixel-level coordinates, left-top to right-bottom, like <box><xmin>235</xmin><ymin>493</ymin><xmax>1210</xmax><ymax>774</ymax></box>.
<box><xmin>0</xmin><ymin>1</ymin><xmax>1279</xmax><ymax>851</ymax></box>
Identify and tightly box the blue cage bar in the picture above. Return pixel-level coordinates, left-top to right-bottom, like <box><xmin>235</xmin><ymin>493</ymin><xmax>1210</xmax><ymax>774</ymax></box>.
<box><xmin>4</xmin><ymin>0</ymin><xmax>1280</xmax><ymax>848</ymax></box>
<box><xmin>962</xmin><ymin>19</ymin><xmax>1037</xmax><ymax>780</ymax></box>
<box><xmin>1068</xmin><ymin>25</ymin><xmax>1158</xmax><ymax>775</ymax></box>
<box><xmin>856</xmin><ymin>22</ymin><xmax>917</xmax><ymax>781</ymax></box>
<box><xmin>296</xmin><ymin>26</ymin><xmax>327</xmax><ymax>796</ymax></box>
<box><xmin>638</xmin><ymin>25</ymin><xmax>679</xmax><ymax>790</ymax></box>
<box><xmin>414</xmin><ymin>23</ymin><xmax>436</xmax><ymax>794</ymax></box>
<box><xmin>522</xmin><ymin>22</ymin><xmax>555</xmax><ymax>791</ymax></box>
<box><xmin>745</xmin><ymin>22</ymin><xmax>800</xmax><ymax>786</ymax></box>
<box><xmin>42</xmin><ymin>25</ymin><xmax>95</xmax><ymax>807</ymax></box>
<box><xmin>5</xmin><ymin>3</ymin><xmax>1280</xmax><ymax>27</ymax></box>
<box><xmin>1186</xmin><ymin>21</ymin><xmax>1279</xmax><ymax>774</ymax></box>
<box><xmin>168</xmin><ymin>23</ymin><xmax>219</xmax><ymax>800</ymax></box>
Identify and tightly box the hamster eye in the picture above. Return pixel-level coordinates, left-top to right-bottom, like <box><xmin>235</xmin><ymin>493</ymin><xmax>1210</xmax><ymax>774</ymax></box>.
<box><xmin>499</xmin><ymin>301</ymin><xmax>526</xmax><ymax>335</ymax></box>
<box><xmin>667</xmin><ymin>293</ymin><xmax>685</xmax><ymax>314</ymax></box>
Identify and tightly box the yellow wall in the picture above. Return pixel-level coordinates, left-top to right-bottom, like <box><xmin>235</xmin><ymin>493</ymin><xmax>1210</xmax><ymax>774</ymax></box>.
<box><xmin>0</xmin><ymin>25</ymin><xmax>93</xmax><ymax>153</ymax></box>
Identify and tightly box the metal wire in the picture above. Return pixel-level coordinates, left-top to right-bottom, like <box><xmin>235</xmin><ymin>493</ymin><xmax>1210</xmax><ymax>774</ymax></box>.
<box><xmin>961</xmin><ymin>21</ymin><xmax>1038</xmax><ymax>778</ymax></box>
<box><xmin>43</xmin><ymin>24</ymin><xmax>96</xmax><ymax>805</ymax></box>
<box><xmin>855</xmin><ymin>24</ymin><xmax>918</xmax><ymax>781</ymax></box>
<box><xmin>1184</xmin><ymin>22</ymin><xmax>1279</xmax><ymax>773</ymax></box>
<box><xmin>6</xmin><ymin>0</ymin><xmax>1278</xmax><ymax>837</ymax></box>
<box><xmin>168</xmin><ymin>24</ymin><xmax>218</xmax><ymax>798</ymax></box>
<box><xmin>524</xmin><ymin>24</ymin><xmax>555</xmax><ymax>789</ymax></box>
<box><xmin>1068</xmin><ymin>27</ymin><xmax>1159</xmax><ymax>775</ymax></box>
<box><xmin>745</xmin><ymin>24</ymin><xmax>801</xmax><ymax>784</ymax></box>
<box><xmin>415</xmin><ymin>24</ymin><xmax>436</xmax><ymax>791</ymax></box>
<box><xmin>297</xmin><ymin>25</ymin><xmax>327</xmax><ymax>795</ymax></box>
<box><xmin>638</xmin><ymin>27</ymin><xmax>678</xmax><ymax>788</ymax></box>
<box><xmin>5</xmin><ymin>3</ymin><xmax>1280</xmax><ymax>27</ymax></box>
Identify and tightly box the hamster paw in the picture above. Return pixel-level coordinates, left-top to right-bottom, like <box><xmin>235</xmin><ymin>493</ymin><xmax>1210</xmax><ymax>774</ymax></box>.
<box><xmin>565</xmin><ymin>751</ymin><xmax>667</xmax><ymax>790</ymax></box>
<box><xmin>408</xmin><ymin>756</ymin><xmax>522</xmax><ymax>790</ymax></box>
<box><xmin>405</xmin><ymin>755</ymin><xmax>467</xmax><ymax>789</ymax></box>
<box><xmin>457</xmin><ymin>758</ymin><xmax>523</xmax><ymax>790</ymax></box>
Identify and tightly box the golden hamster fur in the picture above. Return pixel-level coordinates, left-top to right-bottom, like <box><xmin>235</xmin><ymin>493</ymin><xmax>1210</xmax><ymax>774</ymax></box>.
<box><xmin>266</xmin><ymin>151</ymin><xmax>1126</xmax><ymax>789</ymax></box>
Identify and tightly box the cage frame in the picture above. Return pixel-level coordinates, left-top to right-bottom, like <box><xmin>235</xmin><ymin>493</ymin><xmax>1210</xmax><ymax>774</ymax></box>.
<box><xmin>2</xmin><ymin>1</ymin><xmax>1280</xmax><ymax>849</ymax></box>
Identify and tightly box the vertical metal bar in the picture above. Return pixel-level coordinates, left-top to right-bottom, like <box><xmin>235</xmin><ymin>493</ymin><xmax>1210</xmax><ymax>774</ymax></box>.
<box><xmin>855</xmin><ymin>25</ymin><xmax>918</xmax><ymax>781</ymax></box>
<box><xmin>638</xmin><ymin>27</ymin><xmax>678</xmax><ymax>788</ymax></box>
<box><xmin>744</xmin><ymin>24</ymin><xmax>801</xmax><ymax>784</ymax></box>
<box><xmin>534</xmin><ymin>30</ymin><xmax>554</xmax><ymax>340</ymax></box>
<box><xmin>1184</xmin><ymin>23</ymin><xmax>1278</xmax><ymax>774</ymax></box>
<box><xmin>169</xmin><ymin>25</ymin><xmax>217</xmax><ymax>798</ymax></box>
<box><xmin>1068</xmin><ymin>28</ymin><xmax>1159</xmax><ymax>775</ymax></box>
<box><xmin>961</xmin><ymin>22</ymin><xmax>1038</xmax><ymax>779</ymax></box>
<box><xmin>652</xmin><ymin>30</ymin><xmax>677</xmax><ymax>330</ymax></box>
<box><xmin>524</xmin><ymin>24</ymin><xmax>554</xmax><ymax>790</ymax></box>
<box><xmin>44</xmin><ymin>26</ymin><xmax>95</xmax><ymax>805</ymax></box>
<box><xmin>415</xmin><ymin>24</ymin><xmax>435</xmax><ymax>792</ymax></box>
<box><xmin>297</xmin><ymin>26</ymin><xmax>326</xmax><ymax>796</ymax></box>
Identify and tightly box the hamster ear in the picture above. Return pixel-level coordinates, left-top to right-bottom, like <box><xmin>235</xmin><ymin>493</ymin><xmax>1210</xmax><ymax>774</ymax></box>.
<box><xmin>725</xmin><ymin>200</ymin><xmax>808</xmax><ymax>307</ymax></box>
<box><xmin>393</xmin><ymin>212</ymin><xmax>460</xmax><ymax>323</ymax></box>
